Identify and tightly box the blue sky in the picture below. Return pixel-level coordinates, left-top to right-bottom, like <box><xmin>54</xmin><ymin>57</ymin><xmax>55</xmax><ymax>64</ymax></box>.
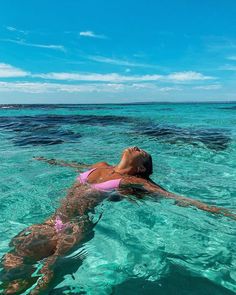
<box><xmin>0</xmin><ymin>0</ymin><xmax>236</xmax><ymax>103</ymax></box>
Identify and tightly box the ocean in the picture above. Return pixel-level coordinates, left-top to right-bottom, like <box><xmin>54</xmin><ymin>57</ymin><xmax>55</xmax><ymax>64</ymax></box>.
<box><xmin>0</xmin><ymin>103</ymin><xmax>235</xmax><ymax>294</ymax></box>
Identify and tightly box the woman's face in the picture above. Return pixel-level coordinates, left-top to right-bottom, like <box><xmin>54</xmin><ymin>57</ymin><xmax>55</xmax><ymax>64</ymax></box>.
<box><xmin>121</xmin><ymin>146</ymin><xmax>147</xmax><ymax>170</ymax></box>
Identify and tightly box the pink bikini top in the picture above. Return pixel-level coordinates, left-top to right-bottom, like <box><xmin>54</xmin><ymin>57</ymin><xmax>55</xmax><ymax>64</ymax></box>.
<box><xmin>77</xmin><ymin>168</ymin><xmax>121</xmax><ymax>192</ymax></box>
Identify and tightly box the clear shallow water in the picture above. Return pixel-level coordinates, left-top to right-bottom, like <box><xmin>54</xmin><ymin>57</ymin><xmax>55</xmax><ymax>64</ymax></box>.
<box><xmin>0</xmin><ymin>103</ymin><xmax>235</xmax><ymax>294</ymax></box>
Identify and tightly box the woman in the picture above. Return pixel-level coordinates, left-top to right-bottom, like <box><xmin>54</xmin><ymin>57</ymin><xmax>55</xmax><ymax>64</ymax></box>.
<box><xmin>1</xmin><ymin>147</ymin><xmax>235</xmax><ymax>294</ymax></box>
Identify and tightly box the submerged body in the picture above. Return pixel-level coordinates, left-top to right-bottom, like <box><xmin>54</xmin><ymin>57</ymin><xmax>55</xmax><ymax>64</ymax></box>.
<box><xmin>1</xmin><ymin>147</ymin><xmax>235</xmax><ymax>294</ymax></box>
<box><xmin>1</xmin><ymin>180</ymin><xmax>110</xmax><ymax>294</ymax></box>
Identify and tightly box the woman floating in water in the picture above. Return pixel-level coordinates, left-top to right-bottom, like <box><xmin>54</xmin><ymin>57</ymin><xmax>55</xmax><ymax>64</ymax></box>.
<box><xmin>1</xmin><ymin>147</ymin><xmax>235</xmax><ymax>294</ymax></box>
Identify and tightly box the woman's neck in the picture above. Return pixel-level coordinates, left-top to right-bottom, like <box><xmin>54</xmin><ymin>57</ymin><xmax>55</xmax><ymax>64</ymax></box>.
<box><xmin>113</xmin><ymin>162</ymin><xmax>135</xmax><ymax>175</ymax></box>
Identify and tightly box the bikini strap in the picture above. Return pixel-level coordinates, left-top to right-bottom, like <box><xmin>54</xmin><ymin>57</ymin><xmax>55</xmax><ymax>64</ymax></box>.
<box><xmin>77</xmin><ymin>168</ymin><xmax>96</xmax><ymax>184</ymax></box>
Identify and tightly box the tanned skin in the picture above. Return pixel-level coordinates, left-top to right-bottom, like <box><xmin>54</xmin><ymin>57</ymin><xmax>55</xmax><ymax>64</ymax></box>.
<box><xmin>1</xmin><ymin>147</ymin><xmax>235</xmax><ymax>294</ymax></box>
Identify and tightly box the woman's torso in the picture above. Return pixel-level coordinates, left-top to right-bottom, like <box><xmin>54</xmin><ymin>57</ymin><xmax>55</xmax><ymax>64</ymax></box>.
<box><xmin>55</xmin><ymin>163</ymin><xmax>149</xmax><ymax>223</ymax></box>
<box><xmin>78</xmin><ymin>164</ymin><xmax>122</xmax><ymax>190</ymax></box>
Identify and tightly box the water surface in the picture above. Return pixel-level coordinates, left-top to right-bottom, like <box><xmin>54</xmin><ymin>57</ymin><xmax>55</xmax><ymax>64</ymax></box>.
<box><xmin>0</xmin><ymin>103</ymin><xmax>235</xmax><ymax>294</ymax></box>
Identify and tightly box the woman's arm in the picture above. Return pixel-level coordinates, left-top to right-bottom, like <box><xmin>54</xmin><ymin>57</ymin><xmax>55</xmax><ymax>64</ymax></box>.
<box><xmin>121</xmin><ymin>178</ymin><xmax>236</xmax><ymax>220</ymax></box>
<box><xmin>144</xmin><ymin>180</ymin><xmax>236</xmax><ymax>220</ymax></box>
<box><xmin>34</xmin><ymin>157</ymin><xmax>109</xmax><ymax>171</ymax></box>
<box><xmin>33</xmin><ymin>156</ymin><xmax>91</xmax><ymax>170</ymax></box>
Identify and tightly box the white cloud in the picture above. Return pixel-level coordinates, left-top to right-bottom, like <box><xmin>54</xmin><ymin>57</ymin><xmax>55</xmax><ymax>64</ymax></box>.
<box><xmin>167</xmin><ymin>71</ymin><xmax>215</xmax><ymax>82</ymax></box>
<box><xmin>0</xmin><ymin>81</ymin><xmax>183</xmax><ymax>94</ymax></box>
<box><xmin>34</xmin><ymin>71</ymin><xmax>214</xmax><ymax>83</ymax></box>
<box><xmin>130</xmin><ymin>83</ymin><xmax>181</xmax><ymax>91</ymax></box>
<box><xmin>130</xmin><ymin>83</ymin><xmax>157</xmax><ymax>89</ymax></box>
<box><xmin>193</xmin><ymin>84</ymin><xmax>222</xmax><ymax>90</ymax></box>
<box><xmin>6</xmin><ymin>26</ymin><xmax>17</xmax><ymax>32</ymax></box>
<box><xmin>0</xmin><ymin>60</ymin><xmax>214</xmax><ymax>85</ymax></box>
<box><xmin>206</xmin><ymin>37</ymin><xmax>236</xmax><ymax>51</ymax></box>
<box><xmin>34</xmin><ymin>72</ymin><xmax>163</xmax><ymax>82</ymax></box>
<box><xmin>1</xmin><ymin>38</ymin><xmax>65</xmax><ymax>51</ymax></box>
<box><xmin>0</xmin><ymin>62</ymin><xmax>217</xmax><ymax>96</ymax></box>
<box><xmin>0</xmin><ymin>63</ymin><xmax>29</xmax><ymax>78</ymax></box>
<box><xmin>227</xmin><ymin>56</ymin><xmax>236</xmax><ymax>61</ymax></box>
<box><xmin>159</xmin><ymin>86</ymin><xmax>182</xmax><ymax>92</ymax></box>
<box><xmin>88</xmin><ymin>55</ymin><xmax>154</xmax><ymax>67</ymax></box>
<box><xmin>79</xmin><ymin>31</ymin><xmax>107</xmax><ymax>39</ymax></box>
<box><xmin>5</xmin><ymin>26</ymin><xmax>28</xmax><ymax>34</ymax></box>
<box><xmin>219</xmin><ymin>64</ymin><xmax>236</xmax><ymax>71</ymax></box>
<box><xmin>0</xmin><ymin>81</ymin><xmax>124</xmax><ymax>93</ymax></box>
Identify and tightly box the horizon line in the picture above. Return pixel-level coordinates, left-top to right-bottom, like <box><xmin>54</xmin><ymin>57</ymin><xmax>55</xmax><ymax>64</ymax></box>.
<box><xmin>0</xmin><ymin>100</ymin><xmax>236</xmax><ymax>106</ymax></box>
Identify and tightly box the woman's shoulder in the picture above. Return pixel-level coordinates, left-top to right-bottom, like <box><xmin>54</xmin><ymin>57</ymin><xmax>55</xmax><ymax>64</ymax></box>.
<box><xmin>91</xmin><ymin>161</ymin><xmax>110</xmax><ymax>168</ymax></box>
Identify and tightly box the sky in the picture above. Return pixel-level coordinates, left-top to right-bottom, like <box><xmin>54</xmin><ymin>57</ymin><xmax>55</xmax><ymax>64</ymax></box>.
<box><xmin>0</xmin><ymin>0</ymin><xmax>236</xmax><ymax>104</ymax></box>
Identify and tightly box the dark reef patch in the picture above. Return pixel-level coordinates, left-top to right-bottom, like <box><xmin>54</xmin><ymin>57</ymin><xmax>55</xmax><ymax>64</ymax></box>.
<box><xmin>0</xmin><ymin>113</ymin><xmax>231</xmax><ymax>150</ymax></box>
<box><xmin>0</xmin><ymin>104</ymin><xmax>119</xmax><ymax>110</ymax></box>
<box><xmin>12</xmin><ymin>129</ymin><xmax>81</xmax><ymax>146</ymax></box>
<box><xmin>0</xmin><ymin>114</ymin><xmax>135</xmax><ymax>146</ymax></box>
<box><xmin>0</xmin><ymin>104</ymin><xmax>71</xmax><ymax>110</ymax></box>
<box><xmin>136</xmin><ymin>124</ymin><xmax>231</xmax><ymax>151</ymax></box>
<box><xmin>0</xmin><ymin>114</ymin><xmax>135</xmax><ymax>130</ymax></box>
<box><xmin>218</xmin><ymin>106</ymin><xmax>236</xmax><ymax>110</ymax></box>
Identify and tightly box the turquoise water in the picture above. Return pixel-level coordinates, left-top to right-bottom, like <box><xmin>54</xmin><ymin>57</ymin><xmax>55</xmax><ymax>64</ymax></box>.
<box><xmin>0</xmin><ymin>103</ymin><xmax>236</xmax><ymax>294</ymax></box>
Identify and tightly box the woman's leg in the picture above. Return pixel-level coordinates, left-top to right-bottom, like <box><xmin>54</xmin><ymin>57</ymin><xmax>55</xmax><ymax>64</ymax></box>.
<box><xmin>1</xmin><ymin>224</ymin><xmax>57</xmax><ymax>294</ymax></box>
<box><xmin>1</xmin><ymin>215</ymin><xmax>96</xmax><ymax>294</ymax></box>
<box><xmin>1</xmin><ymin>252</ymin><xmax>38</xmax><ymax>294</ymax></box>
<box><xmin>29</xmin><ymin>216</ymin><xmax>95</xmax><ymax>295</ymax></box>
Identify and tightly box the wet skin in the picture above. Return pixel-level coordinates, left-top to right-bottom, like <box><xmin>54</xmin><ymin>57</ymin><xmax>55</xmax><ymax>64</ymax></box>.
<box><xmin>1</xmin><ymin>147</ymin><xmax>235</xmax><ymax>294</ymax></box>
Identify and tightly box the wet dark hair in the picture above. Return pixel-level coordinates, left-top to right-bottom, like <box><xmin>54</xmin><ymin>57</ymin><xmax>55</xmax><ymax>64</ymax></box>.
<box><xmin>139</xmin><ymin>152</ymin><xmax>153</xmax><ymax>179</ymax></box>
